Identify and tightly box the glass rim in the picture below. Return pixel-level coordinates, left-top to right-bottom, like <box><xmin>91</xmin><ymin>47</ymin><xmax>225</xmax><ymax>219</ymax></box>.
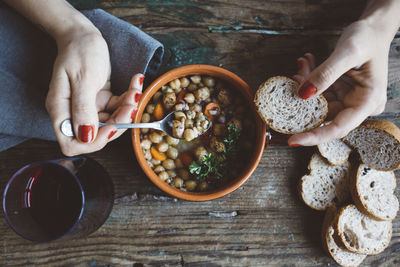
<box><xmin>2</xmin><ymin>159</ymin><xmax>86</xmax><ymax>242</ymax></box>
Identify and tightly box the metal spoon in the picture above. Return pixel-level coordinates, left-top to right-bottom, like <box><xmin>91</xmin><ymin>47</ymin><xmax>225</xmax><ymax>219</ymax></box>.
<box><xmin>60</xmin><ymin>111</ymin><xmax>212</xmax><ymax>139</ymax></box>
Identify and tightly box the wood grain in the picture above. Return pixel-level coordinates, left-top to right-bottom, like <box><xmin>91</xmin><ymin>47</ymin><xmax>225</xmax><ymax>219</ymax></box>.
<box><xmin>1</xmin><ymin>0</ymin><xmax>400</xmax><ymax>266</ymax></box>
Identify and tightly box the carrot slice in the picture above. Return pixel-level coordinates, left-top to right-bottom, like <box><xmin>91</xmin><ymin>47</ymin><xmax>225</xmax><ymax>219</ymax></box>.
<box><xmin>150</xmin><ymin>146</ymin><xmax>167</xmax><ymax>161</ymax></box>
<box><xmin>179</xmin><ymin>152</ymin><xmax>193</xmax><ymax>167</ymax></box>
<box><xmin>176</xmin><ymin>89</ymin><xmax>187</xmax><ymax>103</ymax></box>
<box><xmin>153</xmin><ymin>103</ymin><xmax>164</xmax><ymax>120</ymax></box>
<box><xmin>204</xmin><ymin>103</ymin><xmax>221</xmax><ymax>121</ymax></box>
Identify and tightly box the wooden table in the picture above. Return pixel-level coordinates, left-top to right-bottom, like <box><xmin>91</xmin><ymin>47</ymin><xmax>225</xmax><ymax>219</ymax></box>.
<box><xmin>1</xmin><ymin>0</ymin><xmax>400</xmax><ymax>266</ymax></box>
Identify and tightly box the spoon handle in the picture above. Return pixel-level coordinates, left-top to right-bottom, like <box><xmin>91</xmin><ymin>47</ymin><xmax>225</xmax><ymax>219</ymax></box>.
<box><xmin>99</xmin><ymin>122</ymin><xmax>162</xmax><ymax>130</ymax></box>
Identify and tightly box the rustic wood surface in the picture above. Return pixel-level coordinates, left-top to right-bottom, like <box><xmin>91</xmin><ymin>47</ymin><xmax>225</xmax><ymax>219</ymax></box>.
<box><xmin>1</xmin><ymin>0</ymin><xmax>400</xmax><ymax>266</ymax></box>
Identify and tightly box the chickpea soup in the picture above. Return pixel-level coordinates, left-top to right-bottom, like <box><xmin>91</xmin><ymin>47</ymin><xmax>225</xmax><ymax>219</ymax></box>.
<box><xmin>140</xmin><ymin>75</ymin><xmax>255</xmax><ymax>192</ymax></box>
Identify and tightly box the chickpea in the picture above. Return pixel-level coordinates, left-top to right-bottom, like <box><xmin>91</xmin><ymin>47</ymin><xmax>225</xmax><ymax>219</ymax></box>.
<box><xmin>167</xmin><ymin>170</ymin><xmax>177</xmax><ymax>178</ymax></box>
<box><xmin>174</xmin><ymin>177</ymin><xmax>184</xmax><ymax>188</ymax></box>
<box><xmin>210</xmin><ymin>136</ymin><xmax>225</xmax><ymax>152</ymax></box>
<box><xmin>147</xmin><ymin>160</ymin><xmax>153</xmax><ymax>168</ymax></box>
<box><xmin>184</xmin><ymin>93</ymin><xmax>195</xmax><ymax>103</ymax></box>
<box><xmin>194</xmin><ymin>146</ymin><xmax>208</xmax><ymax>160</ymax></box>
<box><xmin>169</xmin><ymin>79</ymin><xmax>181</xmax><ymax>91</ymax></box>
<box><xmin>174</xmin><ymin>103</ymin><xmax>189</xmax><ymax>111</ymax></box>
<box><xmin>186</xmin><ymin>110</ymin><xmax>196</xmax><ymax>120</ymax></box>
<box><xmin>141</xmin><ymin>128</ymin><xmax>149</xmax><ymax>134</ymax></box>
<box><xmin>228</xmin><ymin>118</ymin><xmax>243</xmax><ymax>131</ymax></box>
<box><xmin>160</xmin><ymin>131</ymin><xmax>167</xmax><ymax>137</ymax></box>
<box><xmin>158</xmin><ymin>171</ymin><xmax>169</xmax><ymax>181</ymax></box>
<box><xmin>178</xmin><ymin>169</ymin><xmax>190</xmax><ymax>180</ymax></box>
<box><xmin>157</xmin><ymin>142</ymin><xmax>169</xmax><ymax>153</ymax></box>
<box><xmin>149</xmin><ymin>132</ymin><xmax>163</xmax><ymax>143</ymax></box>
<box><xmin>162</xmin><ymin>159</ymin><xmax>176</xmax><ymax>170</ymax></box>
<box><xmin>166</xmin><ymin>136</ymin><xmax>180</xmax><ymax>146</ymax></box>
<box><xmin>180</xmin><ymin>77</ymin><xmax>190</xmax><ymax>88</ymax></box>
<box><xmin>146</xmin><ymin>104</ymin><xmax>155</xmax><ymax>114</ymax></box>
<box><xmin>185</xmin><ymin>119</ymin><xmax>194</xmax><ymax>128</ymax></box>
<box><xmin>143</xmin><ymin>149</ymin><xmax>152</xmax><ymax>160</ymax></box>
<box><xmin>184</xmin><ymin>129</ymin><xmax>196</xmax><ymax>141</ymax></box>
<box><xmin>194</xmin><ymin>87</ymin><xmax>210</xmax><ymax>101</ymax></box>
<box><xmin>163</xmin><ymin>92</ymin><xmax>176</xmax><ymax>109</ymax></box>
<box><xmin>162</xmin><ymin>86</ymin><xmax>174</xmax><ymax>93</ymax></box>
<box><xmin>153</xmin><ymin>91</ymin><xmax>162</xmax><ymax>102</ymax></box>
<box><xmin>151</xmin><ymin>158</ymin><xmax>161</xmax><ymax>166</ymax></box>
<box><xmin>172</xmin><ymin>119</ymin><xmax>185</xmax><ymax>138</ymax></box>
<box><xmin>190</xmin><ymin>104</ymin><xmax>202</xmax><ymax>113</ymax></box>
<box><xmin>167</xmin><ymin>146</ymin><xmax>178</xmax><ymax>159</ymax></box>
<box><xmin>175</xmin><ymin>158</ymin><xmax>184</xmax><ymax>169</ymax></box>
<box><xmin>185</xmin><ymin>180</ymin><xmax>197</xmax><ymax>191</ymax></box>
<box><xmin>174</xmin><ymin>111</ymin><xmax>186</xmax><ymax>120</ymax></box>
<box><xmin>200</xmin><ymin>119</ymin><xmax>209</xmax><ymax>130</ymax></box>
<box><xmin>187</xmin><ymin>83</ymin><xmax>197</xmax><ymax>92</ymax></box>
<box><xmin>142</xmin><ymin>113</ymin><xmax>151</xmax><ymax>123</ymax></box>
<box><xmin>190</xmin><ymin>75</ymin><xmax>201</xmax><ymax>84</ymax></box>
<box><xmin>217</xmin><ymin>89</ymin><xmax>231</xmax><ymax>106</ymax></box>
<box><xmin>202</xmin><ymin>76</ymin><xmax>215</xmax><ymax>87</ymax></box>
<box><xmin>154</xmin><ymin>165</ymin><xmax>165</xmax><ymax>173</ymax></box>
<box><xmin>141</xmin><ymin>139</ymin><xmax>152</xmax><ymax>150</ymax></box>
<box><xmin>198</xmin><ymin>181</ymin><xmax>209</xmax><ymax>191</ymax></box>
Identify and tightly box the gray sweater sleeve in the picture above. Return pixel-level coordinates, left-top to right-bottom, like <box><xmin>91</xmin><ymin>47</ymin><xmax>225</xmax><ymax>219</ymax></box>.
<box><xmin>0</xmin><ymin>6</ymin><xmax>163</xmax><ymax>152</ymax></box>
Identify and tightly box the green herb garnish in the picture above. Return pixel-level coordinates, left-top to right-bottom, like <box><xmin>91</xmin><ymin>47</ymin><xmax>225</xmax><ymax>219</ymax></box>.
<box><xmin>223</xmin><ymin>123</ymin><xmax>240</xmax><ymax>153</ymax></box>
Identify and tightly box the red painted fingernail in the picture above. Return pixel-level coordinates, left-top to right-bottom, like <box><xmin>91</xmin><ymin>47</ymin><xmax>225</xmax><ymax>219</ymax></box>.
<box><xmin>134</xmin><ymin>93</ymin><xmax>143</xmax><ymax>103</ymax></box>
<box><xmin>78</xmin><ymin>125</ymin><xmax>94</xmax><ymax>143</ymax></box>
<box><xmin>289</xmin><ymin>144</ymin><xmax>301</xmax><ymax>147</ymax></box>
<box><xmin>108</xmin><ymin>130</ymin><xmax>117</xmax><ymax>139</ymax></box>
<box><xmin>139</xmin><ymin>76</ymin><xmax>145</xmax><ymax>86</ymax></box>
<box><xmin>131</xmin><ymin>109</ymin><xmax>137</xmax><ymax>119</ymax></box>
<box><xmin>298</xmin><ymin>81</ymin><xmax>317</xmax><ymax>100</ymax></box>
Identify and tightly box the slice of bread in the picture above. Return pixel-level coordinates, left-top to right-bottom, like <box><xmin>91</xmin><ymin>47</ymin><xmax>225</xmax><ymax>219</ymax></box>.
<box><xmin>322</xmin><ymin>206</ymin><xmax>366</xmax><ymax>267</ymax></box>
<box><xmin>299</xmin><ymin>153</ymin><xmax>351</xmax><ymax>210</ymax></box>
<box><xmin>336</xmin><ymin>204</ymin><xmax>392</xmax><ymax>255</ymax></box>
<box><xmin>254</xmin><ymin>76</ymin><xmax>328</xmax><ymax>134</ymax></box>
<box><xmin>350</xmin><ymin>164</ymin><xmax>399</xmax><ymax>221</ymax></box>
<box><xmin>343</xmin><ymin>120</ymin><xmax>400</xmax><ymax>171</ymax></box>
<box><xmin>318</xmin><ymin>139</ymin><xmax>352</xmax><ymax>166</ymax></box>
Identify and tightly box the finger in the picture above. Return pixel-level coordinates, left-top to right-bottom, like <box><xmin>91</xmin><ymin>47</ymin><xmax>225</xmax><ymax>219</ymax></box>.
<box><xmin>99</xmin><ymin>112</ymin><xmax>111</xmax><ymax>122</ymax></box>
<box><xmin>304</xmin><ymin>53</ymin><xmax>316</xmax><ymax>70</ymax></box>
<box><xmin>323</xmin><ymin>91</ymin><xmax>336</xmax><ymax>102</ymax></box>
<box><xmin>104</xmin><ymin>104</ymin><xmax>136</xmax><ymax>141</ymax></box>
<box><xmin>293</xmin><ymin>74</ymin><xmax>304</xmax><ymax>84</ymax></box>
<box><xmin>288</xmin><ymin>105</ymin><xmax>369</xmax><ymax>146</ymax></box>
<box><xmin>297</xmin><ymin>57</ymin><xmax>311</xmax><ymax>77</ymax></box>
<box><xmin>297</xmin><ymin>49</ymin><xmax>358</xmax><ymax>100</ymax></box>
<box><xmin>327</xmin><ymin>101</ymin><xmax>344</xmax><ymax>120</ymax></box>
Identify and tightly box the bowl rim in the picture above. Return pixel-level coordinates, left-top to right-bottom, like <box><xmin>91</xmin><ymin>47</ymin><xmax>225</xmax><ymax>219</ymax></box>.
<box><xmin>132</xmin><ymin>64</ymin><xmax>266</xmax><ymax>201</ymax></box>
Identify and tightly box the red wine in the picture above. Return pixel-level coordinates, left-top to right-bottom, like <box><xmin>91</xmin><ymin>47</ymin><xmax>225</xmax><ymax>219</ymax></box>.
<box><xmin>25</xmin><ymin>163</ymin><xmax>82</xmax><ymax>239</ymax></box>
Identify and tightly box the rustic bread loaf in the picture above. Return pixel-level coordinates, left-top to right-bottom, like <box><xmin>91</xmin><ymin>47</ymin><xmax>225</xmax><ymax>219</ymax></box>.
<box><xmin>343</xmin><ymin>120</ymin><xmax>400</xmax><ymax>171</ymax></box>
<box><xmin>350</xmin><ymin>164</ymin><xmax>399</xmax><ymax>221</ymax></box>
<box><xmin>299</xmin><ymin>153</ymin><xmax>351</xmax><ymax>210</ymax></box>
<box><xmin>318</xmin><ymin>139</ymin><xmax>352</xmax><ymax>166</ymax></box>
<box><xmin>322</xmin><ymin>206</ymin><xmax>366</xmax><ymax>267</ymax></box>
<box><xmin>254</xmin><ymin>76</ymin><xmax>328</xmax><ymax>134</ymax></box>
<box><xmin>335</xmin><ymin>204</ymin><xmax>392</xmax><ymax>255</ymax></box>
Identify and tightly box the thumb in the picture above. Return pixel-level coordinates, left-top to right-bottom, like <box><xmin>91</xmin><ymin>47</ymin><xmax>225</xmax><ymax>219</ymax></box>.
<box><xmin>71</xmin><ymin>79</ymin><xmax>100</xmax><ymax>143</ymax></box>
<box><xmin>298</xmin><ymin>50</ymin><xmax>355</xmax><ymax>100</ymax></box>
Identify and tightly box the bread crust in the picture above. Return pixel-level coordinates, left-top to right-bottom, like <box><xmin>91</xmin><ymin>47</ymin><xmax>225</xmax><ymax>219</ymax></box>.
<box><xmin>350</xmin><ymin>164</ymin><xmax>397</xmax><ymax>221</ymax></box>
<box><xmin>343</xmin><ymin>119</ymin><xmax>400</xmax><ymax>171</ymax></box>
<box><xmin>254</xmin><ymin>76</ymin><xmax>328</xmax><ymax>134</ymax></box>
<box><xmin>335</xmin><ymin>204</ymin><xmax>392</xmax><ymax>255</ymax></box>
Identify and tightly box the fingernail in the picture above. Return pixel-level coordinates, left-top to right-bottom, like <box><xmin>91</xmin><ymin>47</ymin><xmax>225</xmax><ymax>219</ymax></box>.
<box><xmin>298</xmin><ymin>81</ymin><xmax>317</xmax><ymax>100</ymax></box>
<box><xmin>108</xmin><ymin>130</ymin><xmax>117</xmax><ymax>139</ymax></box>
<box><xmin>131</xmin><ymin>109</ymin><xmax>137</xmax><ymax>119</ymax></box>
<box><xmin>289</xmin><ymin>144</ymin><xmax>301</xmax><ymax>147</ymax></box>
<box><xmin>134</xmin><ymin>93</ymin><xmax>143</xmax><ymax>103</ymax></box>
<box><xmin>139</xmin><ymin>76</ymin><xmax>145</xmax><ymax>86</ymax></box>
<box><xmin>78</xmin><ymin>125</ymin><xmax>94</xmax><ymax>143</ymax></box>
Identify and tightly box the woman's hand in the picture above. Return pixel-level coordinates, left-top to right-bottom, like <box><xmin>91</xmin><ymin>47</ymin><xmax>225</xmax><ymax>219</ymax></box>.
<box><xmin>288</xmin><ymin>19</ymin><xmax>394</xmax><ymax>146</ymax></box>
<box><xmin>46</xmin><ymin>28</ymin><xmax>144</xmax><ymax>156</ymax></box>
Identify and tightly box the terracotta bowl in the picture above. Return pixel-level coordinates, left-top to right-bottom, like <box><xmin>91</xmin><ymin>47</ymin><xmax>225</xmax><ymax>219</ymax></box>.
<box><xmin>132</xmin><ymin>65</ymin><xmax>266</xmax><ymax>201</ymax></box>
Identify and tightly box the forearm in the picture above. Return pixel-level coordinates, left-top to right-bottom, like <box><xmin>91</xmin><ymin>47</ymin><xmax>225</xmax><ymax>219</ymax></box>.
<box><xmin>3</xmin><ymin>0</ymin><xmax>99</xmax><ymax>42</ymax></box>
<box><xmin>360</xmin><ymin>0</ymin><xmax>400</xmax><ymax>41</ymax></box>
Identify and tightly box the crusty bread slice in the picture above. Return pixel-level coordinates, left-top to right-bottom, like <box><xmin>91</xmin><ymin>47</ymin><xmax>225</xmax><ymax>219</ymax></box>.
<box><xmin>299</xmin><ymin>153</ymin><xmax>351</xmax><ymax>210</ymax></box>
<box><xmin>254</xmin><ymin>76</ymin><xmax>328</xmax><ymax>134</ymax></box>
<box><xmin>318</xmin><ymin>139</ymin><xmax>352</xmax><ymax>166</ymax></box>
<box><xmin>350</xmin><ymin>164</ymin><xmax>399</xmax><ymax>221</ymax></box>
<box><xmin>322</xmin><ymin>206</ymin><xmax>366</xmax><ymax>267</ymax></box>
<box><xmin>336</xmin><ymin>204</ymin><xmax>392</xmax><ymax>255</ymax></box>
<box><xmin>343</xmin><ymin>120</ymin><xmax>400</xmax><ymax>171</ymax></box>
